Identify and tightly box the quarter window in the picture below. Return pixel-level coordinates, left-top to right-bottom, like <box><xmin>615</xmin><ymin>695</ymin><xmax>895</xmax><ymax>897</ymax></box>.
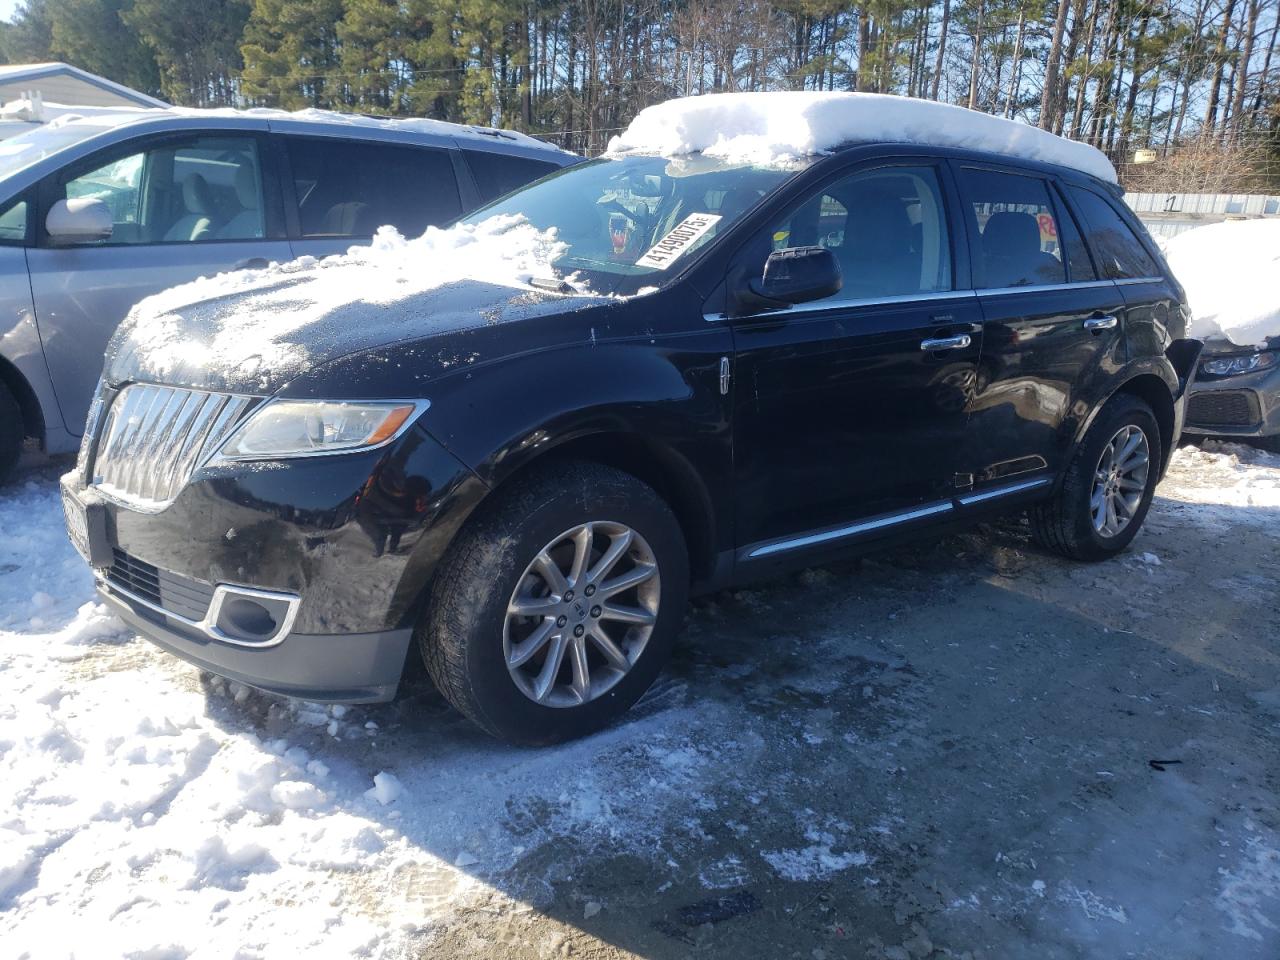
<box><xmin>463</xmin><ymin>149</ymin><xmax>561</xmax><ymax>202</ymax></box>
<box><xmin>959</xmin><ymin>168</ymin><xmax>1066</xmax><ymax>288</ymax></box>
<box><xmin>1066</xmin><ymin>186</ymin><xmax>1160</xmax><ymax>280</ymax></box>
<box><xmin>764</xmin><ymin>165</ymin><xmax>953</xmax><ymax>303</ymax></box>
<box><xmin>286</xmin><ymin>138</ymin><xmax>461</xmax><ymax>238</ymax></box>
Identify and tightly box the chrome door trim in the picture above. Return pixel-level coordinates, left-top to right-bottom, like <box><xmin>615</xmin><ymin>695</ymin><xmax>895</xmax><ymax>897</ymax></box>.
<box><xmin>743</xmin><ymin>500</ymin><xmax>954</xmax><ymax>560</ymax></box>
<box><xmin>703</xmin><ymin>289</ymin><xmax>979</xmax><ymax>323</ymax></box>
<box><xmin>955</xmin><ymin>475</ymin><xmax>1053</xmax><ymax>506</ymax></box>
<box><xmin>1112</xmin><ymin>276</ymin><xmax>1165</xmax><ymax>286</ymax></box>
<box><xmin>976</xmin><ymin>279</ymin><xmax>1117</xmax><ymax>296</ymax></box>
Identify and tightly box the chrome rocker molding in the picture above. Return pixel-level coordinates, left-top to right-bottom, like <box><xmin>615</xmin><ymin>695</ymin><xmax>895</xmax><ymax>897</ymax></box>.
<box><xmin>743</xmin><ymin>475</ymin><xmax>1053</xmax><ymax>560</ymax></box>
<box><xmin>100</xmin><ymin>578</ymin><xmax>302</xmax><ymax>648</ymax></box>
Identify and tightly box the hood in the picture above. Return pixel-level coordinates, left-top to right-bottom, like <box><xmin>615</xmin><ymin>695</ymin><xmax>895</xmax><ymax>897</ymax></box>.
<box><xmin>104</xmin><ymin>216</ymin><xmax>603</xmax><ymax>395</ymax></box>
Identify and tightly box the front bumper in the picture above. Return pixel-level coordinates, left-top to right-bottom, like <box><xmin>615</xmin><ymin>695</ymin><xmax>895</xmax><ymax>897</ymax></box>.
<box><xmin>64</xmin><ymin>422</ymin><xmax>487</xmax><ymax>703</ymax></box>
<box><xmin>1184</xmin><ymin>362</ymin><xmax>1280</xmax><ymax>438</ymax></box>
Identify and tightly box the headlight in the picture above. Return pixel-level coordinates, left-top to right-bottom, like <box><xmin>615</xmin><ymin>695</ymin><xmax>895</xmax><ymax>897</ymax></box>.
<box><xmin>216</xmin><ymin>400</ymin><xmax>428</xmax><ymax>459</ymax></box>
<box><xmin>1200</xmin><ymin>351</ymin><xmax>1277</xmax><ymax>377</ymax></box>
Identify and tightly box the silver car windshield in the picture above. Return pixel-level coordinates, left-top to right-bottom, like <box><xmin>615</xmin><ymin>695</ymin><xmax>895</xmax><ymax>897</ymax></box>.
<box><xmin>461</xmin><ymin>154</ymin><xmax>810</xmax><ymax>296</ymax></box>
<box><xmin>0</xmin><ymin>121</ymin><xmax>117</xmax><ymax>183</ymax></box>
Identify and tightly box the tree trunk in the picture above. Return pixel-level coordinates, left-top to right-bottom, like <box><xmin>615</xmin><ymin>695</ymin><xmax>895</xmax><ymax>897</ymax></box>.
<box><xmin>1069</xmin><ymin>0</ymin><xmax>1100</xmax><ymax>138</ymax></box>
<box><xmin>1004</xmin><ymin>8</ymin><xmax>1025</xmax><ymax>117</ymax></box>
<box><xmin>967</xmin><ymin>0</ymin><xmax>984</xmax><ymax>110</ymax></box>
<box><xmin>1040</xmin><ymin>0</ymin><xmax>1071</xmax><ymax>129</ymax></box>
<box><xmin>931</xmin><ymin>0</ymin><xmax>951</xmax><ymax>100</ymax></box>
<box><xmin>1228</xmin><ymin>0</ymin><xmax>1260</xmax><ymax>139</ymax></box>
<box><xmin>1204</xmin><ymin>0</ymin><xmax>1238</xmax><ymax>132</ymax></box>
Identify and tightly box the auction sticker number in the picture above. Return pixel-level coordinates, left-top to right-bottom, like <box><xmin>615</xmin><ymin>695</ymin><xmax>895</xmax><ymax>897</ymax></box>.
<box><xmin>636</xmin><ymin>213</ymin><xmax>722</xmax><ymax>270</ymax></box>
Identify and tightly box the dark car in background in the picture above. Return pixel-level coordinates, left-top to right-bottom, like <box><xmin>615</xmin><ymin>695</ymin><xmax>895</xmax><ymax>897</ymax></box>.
<box><xmin>0</xmin><ymin>109</ymin><xmax>576</xmax><ymax>482</ymax></box>
<box><xmin>62</xmin><ymin>132</ymin><xmax>1200</xmax><ymax>745</ymax></box>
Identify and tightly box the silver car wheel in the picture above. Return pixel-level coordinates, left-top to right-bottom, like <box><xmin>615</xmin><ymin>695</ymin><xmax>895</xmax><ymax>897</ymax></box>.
<box><xmin>503</xmin><ymin>521</ymin><xmax>661</xmax><ymax>708</ymax></box>
<box><xmin>1091</xmin><ymin>424</ymin><xmax>1150</xmax><ymax>538</ymax></box>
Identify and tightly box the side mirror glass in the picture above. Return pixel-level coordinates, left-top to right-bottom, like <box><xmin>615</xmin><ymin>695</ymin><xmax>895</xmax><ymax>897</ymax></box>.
<box><xmin>46</xmin><ymin>198</ymin><xmax>113</xmax><ymax>244</ymax></box>
<box><xmin>751</xmin><ymin>246</ymin><xmax>842</xmax><ymax>305</ymax></box>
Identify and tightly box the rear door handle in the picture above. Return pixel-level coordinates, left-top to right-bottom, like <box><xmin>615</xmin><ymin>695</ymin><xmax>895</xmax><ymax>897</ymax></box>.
<box><xmin>1084</xmin><ymin>314</ymin><xmax>1119</xmax><ymax>331</ymax></box>
<box><xmin>920</xmin><ymin>334</ymin><xmax>972</xmax><ymax>351</ymax></box>
<box><xmin>232</xmin><ymin>257</ymin><xmax>270</xmax><ymax>271</ymax></box>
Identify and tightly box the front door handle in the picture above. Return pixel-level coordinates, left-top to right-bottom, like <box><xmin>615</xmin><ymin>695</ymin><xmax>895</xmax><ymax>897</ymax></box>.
<box><xmin>920</xmin><ymin>334</ymin><xmax>972</xmax><ymax>351</ymax></box>
<box><xmin>232</xmin><ymin>257</ymin><xmax>270</xmax><ymax>271</ymax></box>
<box><xmin>1084</xmin><ymin>314</ymin><xmax>1119</xmax><ymax>331</ymax></box>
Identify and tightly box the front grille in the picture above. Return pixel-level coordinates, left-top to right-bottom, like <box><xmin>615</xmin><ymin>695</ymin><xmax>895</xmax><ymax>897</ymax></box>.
<box><xmin>90</xmin><ymin>384</ymin><xmax>255</xmax><ymax>510</ymax></box>
<box><xmin>1187</xmin><ymin>390</ymin><xmax>1259</xmax><ymax>428</ymax></box>
<box><xmin>106</xmin><ymin>548</ymin><xmax>216</xmax><ymax>623</ymax></box>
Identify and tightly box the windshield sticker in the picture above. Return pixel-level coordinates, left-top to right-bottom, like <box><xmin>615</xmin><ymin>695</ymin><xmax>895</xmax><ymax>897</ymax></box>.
<box><xmin>635</xmin><ymin>213</ymin><xmax>722</xmax><ymax>270</ymax></box>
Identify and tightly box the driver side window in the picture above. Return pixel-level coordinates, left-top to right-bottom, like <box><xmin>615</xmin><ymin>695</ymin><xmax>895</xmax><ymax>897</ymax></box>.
<box><xmin>764</xmin><ymin>166</ymin><xmax>953</xmax><ymax>304</ymax></box>
<box><xmin>58</xmin><ymin>136</ymin><xmax>266</xmax><ymax>245</ymax></box>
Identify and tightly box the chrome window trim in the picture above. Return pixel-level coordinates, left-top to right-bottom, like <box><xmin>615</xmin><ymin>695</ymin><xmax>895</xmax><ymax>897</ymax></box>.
<box><xmin>977</xmin><ymin>279</ymin><xmax>1116</xmax><ymax>296</ymax></box>
<box><xmin>100</xmin><ymin>578</ymin><xmax>301</xmax><ymax>649</ymax></box>
<box><xmin>955</xmin><ymin>475</ymin><xmax>1053</xmax><ymax>506</ymax></box>
<box><xmin>1112</xmin><ymin>276</ymin><xmax>1166</xmax><ymax>286</ymax></box>
<box><xmin>704</xmin><ymin>289</ymin><xmax>978</xmax><ymax>323</ymax></box>
<box><xmin>744</xmin><ymin>500</ymin><xmax>954</xmax><ymax>559</ymax></box>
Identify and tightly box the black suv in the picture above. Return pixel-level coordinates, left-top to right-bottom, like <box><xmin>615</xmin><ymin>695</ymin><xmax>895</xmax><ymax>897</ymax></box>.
<box><xmin>63</xmin><ymin>137</ymin><xmax>1200</xmax><ymax>744</ymax></box>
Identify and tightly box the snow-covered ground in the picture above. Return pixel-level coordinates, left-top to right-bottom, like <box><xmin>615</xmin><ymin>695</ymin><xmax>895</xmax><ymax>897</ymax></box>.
<box><xmin>2</xmin><ymin>442</ymin><xmax>1278</xmax><ymax>959</ymax></box>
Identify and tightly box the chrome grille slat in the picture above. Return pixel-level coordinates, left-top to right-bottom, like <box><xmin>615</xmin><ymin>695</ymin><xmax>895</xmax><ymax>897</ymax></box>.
<box><xmin>89</xmin><ymin>384</ymin><xmax>255</xmax><ymax>511</ymax></box>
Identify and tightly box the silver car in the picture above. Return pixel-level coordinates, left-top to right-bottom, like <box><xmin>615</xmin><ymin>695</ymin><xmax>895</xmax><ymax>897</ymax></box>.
<box><xmin>0</xmin><ymin>110</ymin><xmax>576</xmax><ymax>482</ymax></box>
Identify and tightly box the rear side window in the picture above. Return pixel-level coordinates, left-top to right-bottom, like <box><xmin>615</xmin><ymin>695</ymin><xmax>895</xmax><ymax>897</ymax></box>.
<box><xmin>286</xmin><ymin>138</ymin><xmax>461</xmax><ymax>238</ymax></box>
<box><xmin>463</xmin><ymin>149</ymin><xmax>561</xmax><ymax>202</ymax></box>
<box><xmin>1066</xmin><ymin>186</ymin><xmax>1160</xmax><ymax>280</ymax></box>
<box><xmin>0</xmin><ymin>198</ymin><xmax>27</xmax><ymax>243</ymax></box>
<box><xmin>958</xmin><ymin>168</ymin><xmax>1066</xmax><ymax>288</ymax></box>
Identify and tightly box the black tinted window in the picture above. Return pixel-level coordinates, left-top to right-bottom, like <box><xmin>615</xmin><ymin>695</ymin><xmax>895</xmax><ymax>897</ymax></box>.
<box><xmin>286</xmin><ymin>138</ymin><xmax>461</xmax><ymax>238</ymax></box>
<box><xmin>464</xmin><ymin>149</ymin><xmax>560</xmax><ymax>201</ymax></box>
<box><xmin>1067</xmin><ymin>186</ymin><xmax>1159</xmax><ymax>279</ymax></box>
<box><xmin>960</xmin><ymin>168</ymin><xmax>1067</xmax><ymax>288</ymax></box>
<box><xmin>1054</xmin><ymin>191</ymin><xmax>1097</xmax><ymax>282</ymax></box>
<box><xmin>764</xmin><ymin>165</ymin><xmax>952</xmax><ymax>303</ymax></box>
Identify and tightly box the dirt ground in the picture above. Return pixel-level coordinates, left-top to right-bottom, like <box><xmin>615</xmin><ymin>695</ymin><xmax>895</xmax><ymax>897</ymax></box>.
<box><xmin>3</xmin><ymin>441</ymin><xmax>1277</xmax><ymax>959</ymax></box>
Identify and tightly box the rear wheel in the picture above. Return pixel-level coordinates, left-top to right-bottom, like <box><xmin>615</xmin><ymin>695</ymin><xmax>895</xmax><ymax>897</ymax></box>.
<box><xmin>1029</xmin><ymin>394</ymin><xmax>1162</xmax><ymax>561</ymax></box>
<box><xmin>0</xmin><ymin>382</ymin><xmax>23</xmax><ymax>485</ymax></box>
<box><xmin>419</xmin><ymin>460</ymin><xmax>688</xmax><ymax>745</ymax></box>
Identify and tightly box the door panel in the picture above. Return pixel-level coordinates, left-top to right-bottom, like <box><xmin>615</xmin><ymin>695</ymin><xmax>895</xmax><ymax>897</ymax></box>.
<box><xmin>29</xmin><ymin>134</ymin><xmax>290</xmax><ymax>433</ymax></box>
<box><xmin>729</xmin><ymin>161</ymin><xmax>979</xmax><ymax>557</ymax></box>
<box><xmin>733</xmin><ymin>293</ymin><xmax>984</xmax><ymax>552</ymax></box>
<box><xmin>955</xmin><ymin>164</ymin><xmax>1123</xmax><ymax>487</ymax></box>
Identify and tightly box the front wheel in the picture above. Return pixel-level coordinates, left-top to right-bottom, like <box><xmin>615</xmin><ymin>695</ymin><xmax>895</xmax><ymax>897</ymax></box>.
<box><xmin>1029</xmin><ymin>394</ymin><xmax>1162</xmax><ymax>561</ymax></box>
<box><xmin>419</xmin><ymin>460</ymin><xmax>689</xmax><ymax>745</ymax></box>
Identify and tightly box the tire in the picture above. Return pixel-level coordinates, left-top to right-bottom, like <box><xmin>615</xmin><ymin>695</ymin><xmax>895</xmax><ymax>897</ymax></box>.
<box><xmin>1029</xmin><ymin>393</ymin><xmax>1162</xmax><ymax>561</ymax></box>
<box><xmin>0</xmin><ymin>382</ymin><xmax>23</xmax><ymax>486</ymax></box>
<box><xmin>419</xmin><ymin>460</ymin><xmax>689</xmax><ymax>745</ymax></box>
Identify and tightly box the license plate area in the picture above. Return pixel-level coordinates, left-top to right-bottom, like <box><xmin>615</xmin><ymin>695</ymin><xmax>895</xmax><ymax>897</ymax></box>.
<box><xmin>61</xmin><ymin>484</ymin><xmax>112</xmax><ymax>569</ymax></box>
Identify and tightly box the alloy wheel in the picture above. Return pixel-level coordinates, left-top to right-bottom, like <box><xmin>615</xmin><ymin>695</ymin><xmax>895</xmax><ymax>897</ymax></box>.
<box><xmin>503</xmin><ymin>521</ymin><xmax>661</xmax><ymax>708</ymax></box>
<box><xmin>1091</xmin><ymin>424</ymin><xmax>1150</xmax><ymax>538</ymax></box>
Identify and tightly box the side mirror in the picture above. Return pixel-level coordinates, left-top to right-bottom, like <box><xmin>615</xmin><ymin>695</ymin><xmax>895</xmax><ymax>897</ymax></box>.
<box><xmin>750</xmin><ymin>246</ymin><xmax>842</xmax><ymax>306</ymax></box>
<box><xmin>46</xmin><ymin>198</ymin><xmax>113</xmax><ymax>244</ymax></box>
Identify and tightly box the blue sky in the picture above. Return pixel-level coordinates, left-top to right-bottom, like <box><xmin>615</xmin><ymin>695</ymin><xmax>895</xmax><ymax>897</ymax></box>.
<box><xmin>0</xmin><ymin>1</ymin><xmax>22</xmax><ymax>25</ymax></box>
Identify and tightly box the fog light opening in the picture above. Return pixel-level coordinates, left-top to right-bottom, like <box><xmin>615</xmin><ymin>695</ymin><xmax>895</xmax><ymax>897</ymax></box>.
<box><xmin>219</xmin><ymin>597</ymin><xmax>279</xmax><ymax>640</ymax></box>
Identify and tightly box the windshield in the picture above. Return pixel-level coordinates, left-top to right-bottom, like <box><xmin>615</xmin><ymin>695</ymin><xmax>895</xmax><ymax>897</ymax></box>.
<box><xmin>460</xmin><ymin>155</ymin><xmax>806</xmax><ymax>295</ymax></box>
<box><xmin>0</xmin><ymin>121</ymin><xmax>116</xmax><ymax>183</ymax></box>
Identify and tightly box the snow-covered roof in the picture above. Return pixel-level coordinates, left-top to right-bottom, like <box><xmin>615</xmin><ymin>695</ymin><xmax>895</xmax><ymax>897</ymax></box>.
<box><xmin>1162</xmin><ymin>218</ymin><xmax>1280</xmax><ymax>347</ymax></box>
<box><xmin>32</xmin><ymin>104</ymin><xmax>568</xmax><ymax>155</ymax></box>
<box><xmin>0</xmin><ymin>61</ymin><xmax>167</xmax><ymax>109</ymax></box>
<box><xmin>606</xmin><ymin>92</ymin><xmax>1117</xmax><ymax>184</ymax></box>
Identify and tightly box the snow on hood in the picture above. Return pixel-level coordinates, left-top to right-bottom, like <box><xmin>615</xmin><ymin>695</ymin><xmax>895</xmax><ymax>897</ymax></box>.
<box><xmin>606</xmin><ymin>92</ymin><xmax>1117</xmax><ymax>183</ymax></box>
<box><xmin>109</xmin><ymin>216</ymin><xmax>594</xmax><ymax>393</ymax></box>
<box><xmin>1162</xmin><ymin>218</ymin><xmax>1280</xmax><ymax>348</ymax></box>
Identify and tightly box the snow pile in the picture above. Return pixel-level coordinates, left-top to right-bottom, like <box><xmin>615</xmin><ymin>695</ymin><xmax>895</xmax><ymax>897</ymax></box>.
<box><xmin>1162</xmin><ymin>218</ymin><xmax>1280</xmax><ymax>347</ymax></box>
<box><xmin>606</xmin><ymin>92</ymin><xmax>1116</xmax><ymax>182</ymax></box>
<box><xmin>118</xmin><ymin>215</ymin><xmax>571</xmax><ymax>383</ymax></box>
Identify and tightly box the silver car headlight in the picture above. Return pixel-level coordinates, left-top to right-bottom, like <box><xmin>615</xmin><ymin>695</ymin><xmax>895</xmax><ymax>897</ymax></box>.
<box><xmin>216</xmin><ymin>399</ymin><xmax>429</xmax><ymax>460</ymax></box>
<box><xmin>1199</xmin><ymin>351</ymin><xmax>1276</xmax><ymax>377</ymax></box>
